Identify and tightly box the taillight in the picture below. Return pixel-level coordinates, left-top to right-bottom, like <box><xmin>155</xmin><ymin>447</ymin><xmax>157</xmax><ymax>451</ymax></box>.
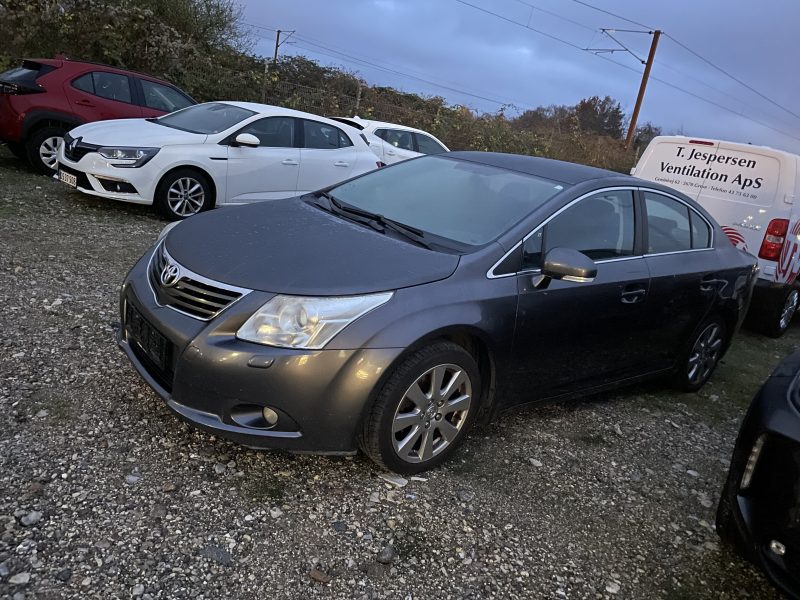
<box><xmin>758</xmin><ymin>218</ymin><xmax>789</xmax><ymax>261</ymax></box>
<box><xmin>0</xmin><ymin>81</ymin><xmax>43</xmax><ymax>95</ymax></box>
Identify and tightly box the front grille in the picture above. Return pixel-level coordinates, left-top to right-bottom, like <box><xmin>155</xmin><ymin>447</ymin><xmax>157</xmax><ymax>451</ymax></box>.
<box><xmin>149</xmin><ymin>243</ymin><xmax>248</xmax><ymax>320</ymax></box>
<box><xmin>63</xmin><ymin>132</ymin><xmax>100</xmax><ymax>162</ymax></box>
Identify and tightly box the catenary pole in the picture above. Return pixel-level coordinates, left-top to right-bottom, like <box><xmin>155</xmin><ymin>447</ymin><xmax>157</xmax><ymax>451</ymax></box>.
<box><xmin>625</xmin><ymin>29</ymin><xmax>661</xmax><ymax>148</ymax></box>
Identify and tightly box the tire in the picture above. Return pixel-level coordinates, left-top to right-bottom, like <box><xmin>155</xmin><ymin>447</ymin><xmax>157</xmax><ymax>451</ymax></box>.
<box><xmin>360</xmin><ymin>342</ymin><xmax>481</xmax><ymax>474</ymax></box>
<box><xmin>716</xmin><ymin>475</ymin><xmax>755</xmax><ymax>561</ymax></box>
<box><xmin>674</xmin><ymin>317</ymin><xmax>726</xmax><ymax>392</ymax></box>
<box><xmin>5</xmin><ymin>142</ymin><xmax>26</xmax><ymax>161</ymax></box>
<box><xmin>26</xmin><ymin>126</ymin><xmax>66</xmax><ymax>174</ymax></box>
<box><xmin>154</xmin><ymin>168</ymin><xmax>214</xmax><ymax>221</ymax></box>
<box><xmin>757</xmin><ymin>287</ymin><xmax>798</xmax><ymax>338</ymax></box>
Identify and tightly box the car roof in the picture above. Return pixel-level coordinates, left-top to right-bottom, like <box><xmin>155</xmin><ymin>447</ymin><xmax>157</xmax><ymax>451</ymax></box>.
<box><xmin>25</xmin><ymin>58</ymin><xmax>182</xmax><ymax>87</ymax></box>
<box><xmin>335</xmin><ymin>116</ymin><xmax>431</xmax><ymax>135</ymax></box>
<box><xmin>447</xmin><ymin>151</ymin><xmax>636</xmax><ymax>185</ymax></box>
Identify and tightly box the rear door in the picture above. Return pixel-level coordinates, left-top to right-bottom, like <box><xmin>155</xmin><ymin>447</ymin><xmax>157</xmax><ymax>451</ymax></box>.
<box><xmin>63</xmin><ymin>71</ymin><xmax>143</xmax><ymax>122</ymax></box>
<box><xmin>640</xmin><ymin>189</ymin><xmax>721</xmax><ymax>369</ymax></box>
<box><xmin>297</xmin><ymin>118</ymin><xmax>357</xmax><ymax>194</ymax></box>
<box><xmin>224</xmin><ymin>116</ymin><xmax>300</xmax><ymax>203</ymax></box>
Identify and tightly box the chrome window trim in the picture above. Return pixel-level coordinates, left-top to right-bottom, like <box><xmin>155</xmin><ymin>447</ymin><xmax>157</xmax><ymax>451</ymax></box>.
<box><xmin>486</xmin><ymin>185</ymin><xmax>716</xmax><ymax>280</ymax></box>
<box><xmin>146</xmin><ymin>241</ymin><xmax>252</xmax><ymax>321</ymax></box>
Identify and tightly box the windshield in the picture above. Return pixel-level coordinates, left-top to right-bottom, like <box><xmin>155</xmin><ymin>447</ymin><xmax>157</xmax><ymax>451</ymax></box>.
<box><xmin>155</xmin><ymin>102</ymin><xmax>256</xmax><ymax>134</ymax></box>
<box><xmin>329</xmin><ymin>156</ymin><xmax>566</xmax><ymax>247</ymax></box>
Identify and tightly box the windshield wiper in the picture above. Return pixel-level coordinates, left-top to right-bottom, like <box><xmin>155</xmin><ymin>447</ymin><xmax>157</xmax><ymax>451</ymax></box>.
<box><xmin>317</xmin><ymin>192</ymin><xmax>433</xmax><ymax>250</ymax></box>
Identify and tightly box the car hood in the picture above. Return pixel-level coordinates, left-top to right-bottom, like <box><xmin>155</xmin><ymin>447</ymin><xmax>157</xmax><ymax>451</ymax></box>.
<box><xmin>164</xmin><ymin>198</ymin><xmax>460</xmax><ymax>295</ymax></box>
<box><xmin>68</xmin><ymin>118</ymin><xmax>208</xmax><ymax>146</ymax></box>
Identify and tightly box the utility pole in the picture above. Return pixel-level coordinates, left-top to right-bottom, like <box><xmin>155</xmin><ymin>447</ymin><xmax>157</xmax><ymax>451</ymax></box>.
<box><xmin>625</xmin><ymin>30</ymin><xmax>661</xmax><ymax>148</ymax></box>
<box><xmin>273</xmin><ymin>29</ymin><xmax>282</xmax><ymax>64</ymax></box>
<box><xmin>262</xmin><ymin>29</ymin><xmax>295</xmax><ymax>103</ymax></box>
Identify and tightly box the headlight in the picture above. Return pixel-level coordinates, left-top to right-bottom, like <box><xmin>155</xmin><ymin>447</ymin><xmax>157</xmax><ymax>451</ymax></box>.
<box><xmin>157</xmin><ymin>222</ymin><xmax>180</xmax><ymax>241</ymax></box>
<box><xmin>98</xmin><ymin>146</ymin><xmax>159</xmax><ymax>167</ymax></box>
<box><xmin>237</xmin><ymin>293</ymin><xmax>393</xmax><ymax>349</ymax></box>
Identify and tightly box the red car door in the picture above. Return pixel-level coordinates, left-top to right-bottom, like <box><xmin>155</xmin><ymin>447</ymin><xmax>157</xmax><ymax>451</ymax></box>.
<box><xmin>63</xmin><ymin>70</ymin><xmax>143</xmax><ymax>123</ymax></box>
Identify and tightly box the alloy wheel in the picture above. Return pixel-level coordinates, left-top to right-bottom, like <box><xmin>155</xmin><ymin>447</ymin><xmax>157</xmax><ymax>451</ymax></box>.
<box><xmin>779</xmin><ymin>290</ymin><xmax>798</xmax><ymax>331</ymax></box>
<box><xmin>392</xmin><ymin>363</ymin><xmax>472</xmax><ymax>463</ymax></box>
<box><xmin>687</xmin><ymin>323</ymin><xmax>723</xmax><ymax>387</ymax></box>
<box><xmin>39</xmin><ymin>136</ymin><xmax>62</xmax><ymax>170</ymax></box>
<box><xmin>167</xmin><ymin>177</ymin><xmax>205</xmax><ymax>217</ymax></box>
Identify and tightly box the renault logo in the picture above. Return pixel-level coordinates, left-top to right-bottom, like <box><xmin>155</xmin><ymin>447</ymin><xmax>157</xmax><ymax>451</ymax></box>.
<box><xmin>69</xmin><ymin>136</ymin><xmax>80</xmax><ymax>153</ymax></box>
<box><xmin>160</xmin><ymin>262</ymin><xmax>181</xmax><ymax>287</ymax></box>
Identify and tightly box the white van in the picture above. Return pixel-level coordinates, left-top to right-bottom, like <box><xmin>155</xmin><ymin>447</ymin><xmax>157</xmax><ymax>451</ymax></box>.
<box><xmin>632</xmin><ymin>136</ymin><xmax>800</xmax><ymax>337</ymax></box>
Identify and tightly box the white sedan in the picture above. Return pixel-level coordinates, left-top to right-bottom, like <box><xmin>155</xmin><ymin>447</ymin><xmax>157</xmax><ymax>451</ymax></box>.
<box><xmin>331</xmin><ymin>117</ymin><xmax>449</xmax><ymax>165</ymax></box>
<box><xmin>55</xmin><ymin>102</ymin><xmax>383</xmax><ymax>220</ymax></box>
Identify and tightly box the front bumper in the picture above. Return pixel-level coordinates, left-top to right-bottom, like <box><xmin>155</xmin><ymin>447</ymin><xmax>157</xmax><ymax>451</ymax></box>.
<box><xmin>721</xmin><ymin>351</ymin><xmax>800</xmax><ymax>598</ymax></box>
<box><xmin>117</xmin><ymin>247</ymin><xmax>403</xmax><ymax>454</ymax></box>
<box><xmin>55</xmin><ymin>146</ymin><xmax>156</xmax><ymax>205</ymax></box>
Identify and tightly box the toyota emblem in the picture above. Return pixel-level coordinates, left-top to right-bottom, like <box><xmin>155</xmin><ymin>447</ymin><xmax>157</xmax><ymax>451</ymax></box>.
<box><xmin>160</xmin><ymin>262</ymin><xmax>181</xmax><ymax>287</ymax></box>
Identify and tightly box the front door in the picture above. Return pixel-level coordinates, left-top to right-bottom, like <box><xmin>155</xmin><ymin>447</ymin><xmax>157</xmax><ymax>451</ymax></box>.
<box><xmin>225</xmin><ymin>116</ymin><xmax>300</xmax><ymax>203</ymax></box>
<box><xmin>509</xmin><ymin>189</ymin><xmax>655</xmax><ymax>403</ymax></box>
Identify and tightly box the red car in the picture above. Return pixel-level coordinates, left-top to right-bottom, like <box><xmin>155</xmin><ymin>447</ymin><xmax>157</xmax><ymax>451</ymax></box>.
<box><xmin>0</xmin><ymin>57</ymin><xmax>195</xmax><ymax>173</ymax></box>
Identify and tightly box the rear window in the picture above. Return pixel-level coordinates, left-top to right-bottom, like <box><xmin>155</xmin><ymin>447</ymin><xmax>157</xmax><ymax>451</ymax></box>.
<box><xmin>0</xmin><ymin>61</ymin><xmax>54</xmax><ymax>87</ymax></box>
<box><xmin>637</xmin><ymin>140</ymin><xmax>780</xmax><ymax>208</ymax></box>
<box><xmin>155</xmin><ymin>103</ymin><xmax>256</xmax><ymax>134</ymax></box>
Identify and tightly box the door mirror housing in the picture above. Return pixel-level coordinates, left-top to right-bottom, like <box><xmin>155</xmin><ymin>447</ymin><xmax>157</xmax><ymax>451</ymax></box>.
<box><xmin>541</xmin><ymin>247</ymin><xmax>597</xmax><ymax>283</ymax></box>
<box><xmin>233</xmin><ymin>133</ymin><xmax>260</xmax><ymax>148</ymax></box>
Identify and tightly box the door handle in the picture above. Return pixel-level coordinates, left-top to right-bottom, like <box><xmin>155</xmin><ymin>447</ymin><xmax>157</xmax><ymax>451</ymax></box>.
<box><xmin>75</xmin><ymin>99</ymin><xmax>94</xmax><ymax>107</ymax></box>
<box><xmin>386</xmin><ymin>150</ymin><xmax>396</xmax><ymax>156</ymax></box>
<box><xmin>621</xmin><ymin>285</ymin><xmax>647</xmax><ymax>304</ymax></box>
<box><xmin>700</xmin><ymin>274</ymin><xmax>717</xmax><ymax>293</ymax></box>
<box><xmin>334</xmin><ymin>161</ymin><xmax>350</xmax><ymax>167</ymax></box>
<box><xmin>281</xmin><ymin>159</ymin><xmax>299</xmax><ymax>166</ymax></box>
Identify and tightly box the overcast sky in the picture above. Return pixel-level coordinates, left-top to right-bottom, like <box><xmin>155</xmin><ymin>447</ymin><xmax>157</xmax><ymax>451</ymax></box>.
<box><xmin>242</xmin><ymin>0</ymin><xmax>800</xmax><ymax>153</ymax></box>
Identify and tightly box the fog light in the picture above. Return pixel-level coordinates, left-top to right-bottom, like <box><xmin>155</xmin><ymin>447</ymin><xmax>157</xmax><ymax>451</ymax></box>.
<box><xmin>262</xmin><ymin>407</ymin><xmax>279</xmax><ymax>426</ymax></box>
<box><xmin>769</xmin><ymin>540</ymin><xmax>787</xmax><ymax>557</ymax></box>
<box><xmin>740</xmin><ymin>435</ymin><xmax>766</xmax><ymax>490</ymax></box>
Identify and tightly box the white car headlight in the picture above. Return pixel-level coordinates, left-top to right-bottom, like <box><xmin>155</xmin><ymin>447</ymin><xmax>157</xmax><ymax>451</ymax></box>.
<box><xmin>237</xmin><ymin>293</ymin><xmax>393</xmax><ymax>349</ymax></box>
<box><xmin>98</xmin><ymin>146</ymin><xmax>159</xmax><ymax>167</ymax></box>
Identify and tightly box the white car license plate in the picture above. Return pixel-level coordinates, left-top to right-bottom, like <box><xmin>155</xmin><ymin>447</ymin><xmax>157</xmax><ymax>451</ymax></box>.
<box><xmin>58</xmin><ymin>169</ymin><xmax>77</xmax><ymax>188</ymax></box>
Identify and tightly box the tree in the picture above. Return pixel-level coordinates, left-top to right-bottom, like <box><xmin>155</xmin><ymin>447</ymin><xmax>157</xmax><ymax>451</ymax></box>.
<box><xmin>634</xmin><ymin>122</ymin><xmax>662</xmax><ymax>149</ymax></box>
<box><xmin>574</xmin><ymin>95</ymin><xmax>626</xmax><ymax>139</ymax></box>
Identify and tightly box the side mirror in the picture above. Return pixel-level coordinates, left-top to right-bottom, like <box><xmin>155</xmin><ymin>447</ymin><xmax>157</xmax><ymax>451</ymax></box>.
<box><xmin>541</xmin><ymin>247</ymin><xmax>597</xmax><ymax>283</ymax></box>
<box><xmin>233</xmin><ymin>133</ymin><xmax>260</xmax><ymax>148</ymax></box>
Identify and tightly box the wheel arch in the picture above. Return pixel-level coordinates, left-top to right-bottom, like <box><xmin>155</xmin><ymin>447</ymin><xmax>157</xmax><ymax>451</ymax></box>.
<box><xmin>156</xmin><ymin>164</ymin><xmax>218</xmax><ymax>208</ymax></box>
<box><xmin>22</xmin><ymin>110</ymin><xmax>83</xmax><ymax>140</ymax></box>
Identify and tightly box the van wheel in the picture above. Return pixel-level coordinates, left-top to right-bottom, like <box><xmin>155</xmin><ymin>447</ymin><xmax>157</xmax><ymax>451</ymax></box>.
<box><xmin>760</xmin><ymin>288</ymin><xmax>798</xmax><ymax>338</ymax></box>
<box><xmin>154</xmin><ymin>169</ymin><xmax>214</xmax><ymax>221</ymax></box>
<box><xmin>26</xmin><ymin>126</ymin><xmax>66</xmax><ymax>174</ymax></box>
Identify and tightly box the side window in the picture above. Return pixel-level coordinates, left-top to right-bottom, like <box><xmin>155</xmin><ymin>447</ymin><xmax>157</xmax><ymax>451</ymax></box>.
<box><xmin>72</xmin><ymin>73</ymin><xmax>94</xmax><ymax>94</ymax></box>
<box><xmin>521</xmin><ymin>190</ymin><xmax>635</xmax><ymax>269</ymax></box>
<box><xmin>384</xmin><ymin>129</ymin><xmax>415</xmax><ymax>151</ymax></box>
<box><xmin>304</xmin><ymin>120</ymin><xmax>344</xmax><ymax>149</ymax></box>
<box><xmin>338</xmin><ymin>129</ymin><xmax>353</xmax><ymax>148</ymax></box>
<box><xmin>690</xmin><ymin>210</ymin><xmax>712</xmax><ymax>249</ymax></box>
<box><xmin>239</xmin><ymin>117</ymin><xmax>295</xmax><ymax>147</ymax></box>
<box><xmin>644</xmin><ymin>192</ymin><xmax>692</xmax><ymax>253</ymax></box>
<box><xmin>374</xmin><ymin>129</ymin><xmax>388</xmax><ymax>141</ymax></box>
<box><xmin>91</xmin><ymin>72</ymin><xmax>132</xmax><ymax>103</ymax></box>
<box><xmin>415</xmin><ymin>133</ymin><xmax>446</xmax><ymax>155</ymax></box>
<box><xmin>140</xmin><ymin>79</ymin><xmax>193</xmax><ymax>113</ymax></box>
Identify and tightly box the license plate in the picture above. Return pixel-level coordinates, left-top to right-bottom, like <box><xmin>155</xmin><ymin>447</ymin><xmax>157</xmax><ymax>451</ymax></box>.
<box><xmin>58</xmin><ymin>169</ymin><xmax>77</xmax><ymax>188</ymax></box>
<box><xmin>125</xmin><ymin>303</ymin><xmax>168</xmax><ymax>370</ymax></box>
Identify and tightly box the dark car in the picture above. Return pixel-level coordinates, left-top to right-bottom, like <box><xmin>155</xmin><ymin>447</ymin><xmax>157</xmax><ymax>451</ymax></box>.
<box><xmin>0</xmin><ymin>57</ymin><xmax>195</xmax><ymax>173</ymax></box>
<box><xmin>717</xmin><ymin>351</ymin><xmax>800</xmax><ymax>598</ymax></box>
<box><xmin>118</xmin><ymin>152</ymin><xmax>758</xmax><ymax>473</ymax></box>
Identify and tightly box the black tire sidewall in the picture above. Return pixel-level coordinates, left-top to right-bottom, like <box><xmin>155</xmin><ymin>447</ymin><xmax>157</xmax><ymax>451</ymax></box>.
<box><xmin>676</xmin><ymin>317</ymin><xmax>726</xmax><ymax>392</ymax></box>
<box><xmin>766</xmin><ymin>287</ymin><xmax>797</xmax><ymax>338</ymax></box>
<box><xmin>155</xmin><ymin>169</ymin><xmax>213</xmax><ymax>221</ymax></box>
<box><xmin>370</xmin><ymin>344</ymin><xmax>481</xmax><ymax>474</ymax></box>
<box><xmin>26</xmin><ymin>127</ymin><xmax>66</xmax><ymax>174</ymax></box>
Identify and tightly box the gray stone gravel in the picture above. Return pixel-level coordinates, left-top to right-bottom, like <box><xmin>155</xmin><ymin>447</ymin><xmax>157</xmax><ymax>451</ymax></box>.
<box><xmin>0</xmin><ymin>149</ymin><xmax>789</xmax><ymax>598</ymax></box>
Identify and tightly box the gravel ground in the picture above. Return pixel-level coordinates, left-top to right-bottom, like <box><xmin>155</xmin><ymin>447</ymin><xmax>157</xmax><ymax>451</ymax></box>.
<box><xmin>0</xmin><ymin>148</ymin><xmax>794</xmax><ymax>599</ymax></box>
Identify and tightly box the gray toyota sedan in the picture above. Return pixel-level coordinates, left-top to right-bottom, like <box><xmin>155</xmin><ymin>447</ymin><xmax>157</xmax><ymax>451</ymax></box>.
<box><xmin>119</xmin><ymin>152</ymin><xmax>757</xmax><ymax>473</ymax></box>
